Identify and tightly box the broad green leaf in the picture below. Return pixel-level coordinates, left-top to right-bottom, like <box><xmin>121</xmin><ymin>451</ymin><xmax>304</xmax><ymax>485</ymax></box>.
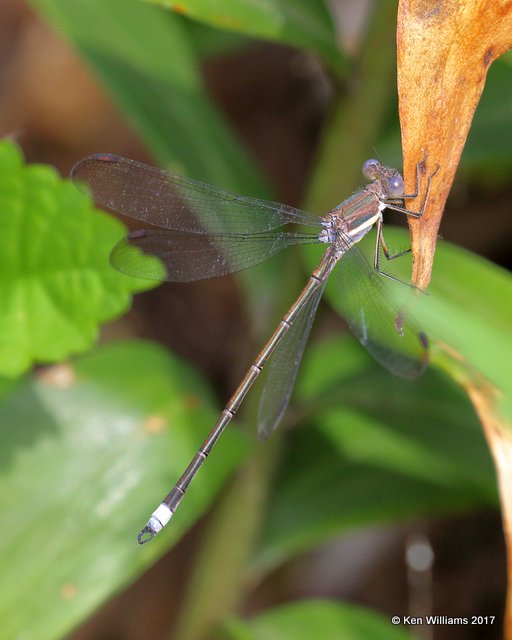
<box><xmin>307</xmin><ymin>228</ymin><xmax>511</xmax><ymax>416</ymax></box>
<box><xmin>419</xmin><ymin>241</ymin><xmax>511</xmax><ymax>404</ymax></box>
<box><xmin>220</xmin><ymin>599</ymin><xmax>413</xmax><ymax>640</ymax></box>
<box><xmin>187</xmin><ymin>20</ymin><xmax>254</xmax><ymax>59</ymax></box>
<box><xmin>0</xmin><ymin>141</ymin><xmax>152</xmax><ymax>377</ymax></box>
<box><xmin>254</xmin><ymin>336</ymin><xmax>497</xmax><ymax>572</ymax></box>
<box><xmin>0</xmin><ymin>340</ymin><xmax>247</xmax><ymax>640</ymax></box>
<box><xmin>365</xmin><ymin>231</ymin><xmax>512</xmax><ymax>420</ymax></box>
<box><xmin>144</xmin><ymin>0</ymin><xmax>344</xmax><ymax>72</ymax></box>
<box><xmin>30</xmin><ymin>0</ymin><xmax>269</xmax><ymax>195</ymax></box>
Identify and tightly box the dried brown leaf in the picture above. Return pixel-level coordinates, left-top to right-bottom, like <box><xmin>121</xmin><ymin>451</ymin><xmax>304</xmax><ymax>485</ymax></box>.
<box><xmin>397</xmin><ymin>0</ymin><xmax>512</xmax><ymax>288</ymax></box>
<box><xmin>397</xmin><ymin>4</ymin><xmax>512</xmax><ymax>634</ymax></box>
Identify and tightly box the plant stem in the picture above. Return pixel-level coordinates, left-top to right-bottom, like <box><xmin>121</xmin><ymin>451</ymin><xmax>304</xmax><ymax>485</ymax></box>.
<box><xmin>304</xmin><ymin>0</ymin><xmax>399</xmax><ymax>213</ymax></box>
<box><xmin>173</xmin><ymin>430</ymin><xmax>283</xmax><ymax>640</ymax></box>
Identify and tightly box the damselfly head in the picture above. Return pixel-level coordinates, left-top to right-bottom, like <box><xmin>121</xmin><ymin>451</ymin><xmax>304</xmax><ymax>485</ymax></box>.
<box><xmin>362</xmin><ymin>160</ymin><xmax>405</xmax><ymax>199</ymax></box>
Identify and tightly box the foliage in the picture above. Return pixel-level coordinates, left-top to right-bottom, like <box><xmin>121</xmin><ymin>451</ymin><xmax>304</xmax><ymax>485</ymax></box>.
<box><xmin>0</xmin><ymin>141</ymin><xmax>152</xmax><ymax>377</ymax></box>
<box><xmin>0</xmin><ymin>341</ymin><xmax>246</xmax><ymax>640</ymax></box>
<box><xmin>220</xmin><ymin>599</ymin><xmax>414</xmax><ymax>640</ymax></box>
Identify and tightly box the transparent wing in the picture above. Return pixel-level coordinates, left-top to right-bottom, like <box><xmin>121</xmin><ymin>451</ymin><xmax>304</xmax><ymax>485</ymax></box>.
<box><xmin>71</xmin><ymin>154</ymin><xmax>322</xmax><ymax>235</ymax></box>
<box><xmin>110</xmin><ymin>229</ymin><xmax>319</xmax><ymax>282</ymax></box>
<box><xmin>257</xmin><ymin>280</ymin><xmax>326</xmax><ymax>440</ymax></box>
<box><xmin>332</xmin><ymin>235</ymin><xmax>429</xmax><ymax>380</ymax></box>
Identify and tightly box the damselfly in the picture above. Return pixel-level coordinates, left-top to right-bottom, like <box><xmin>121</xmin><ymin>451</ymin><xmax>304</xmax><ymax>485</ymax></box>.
<box><xmin>71</xmin><ymin>154</ymin><xmax>437</xmax><ymax>544</ymax></box>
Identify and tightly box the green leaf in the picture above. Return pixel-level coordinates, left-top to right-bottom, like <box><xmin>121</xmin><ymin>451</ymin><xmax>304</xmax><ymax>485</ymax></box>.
<box><xmin>0</xmin><ymin>340</ymin><xmax>247</xmax><ymax>640</ymax></box>
<box><xmin>307</xmin><ymin>228</ymin><xmax>512</xmax><ymax>417</ymax></box>
<box><xmin>254</xmin><ymin>336</ymin><xmax>497</xmax><ymax>572</ymax></box>
<box><xmin>418</xmin><ymin>240</ymin><xmax>511</xmax><ymax>411</ymax></box>
<box><xmin>143</xmin><ymin>0</ymin><xmax>344</xmax><ymax>72</ymax></box>
<box><xmin>0</xmin><ymin>141</ymin><xmax>152</xmax><ymax>377</ymax></box>
<box><xmin>30</xmin><ymin>0</ymin><xmax>270</xmax><ymax>196</ymax></box>
<box><xmin>187</xmin><ymin>20</ymin><xmax>254</xmax><ymax>59</ymax></box>
<box><xmin>220</xmin><ymin>599</ymin><xmax>414</xmax><ymax>640</ymax></box>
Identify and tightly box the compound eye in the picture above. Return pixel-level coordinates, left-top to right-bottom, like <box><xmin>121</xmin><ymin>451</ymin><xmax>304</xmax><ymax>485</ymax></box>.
<box><xmin>362</xmin><ymin>159</ymin><xmax>382</xmax><ymax>180</ymax></box>
<box><xmin>387</xmin><ymin>174</ymin><xmax>404</xmax><ymax>198</ymax></box>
